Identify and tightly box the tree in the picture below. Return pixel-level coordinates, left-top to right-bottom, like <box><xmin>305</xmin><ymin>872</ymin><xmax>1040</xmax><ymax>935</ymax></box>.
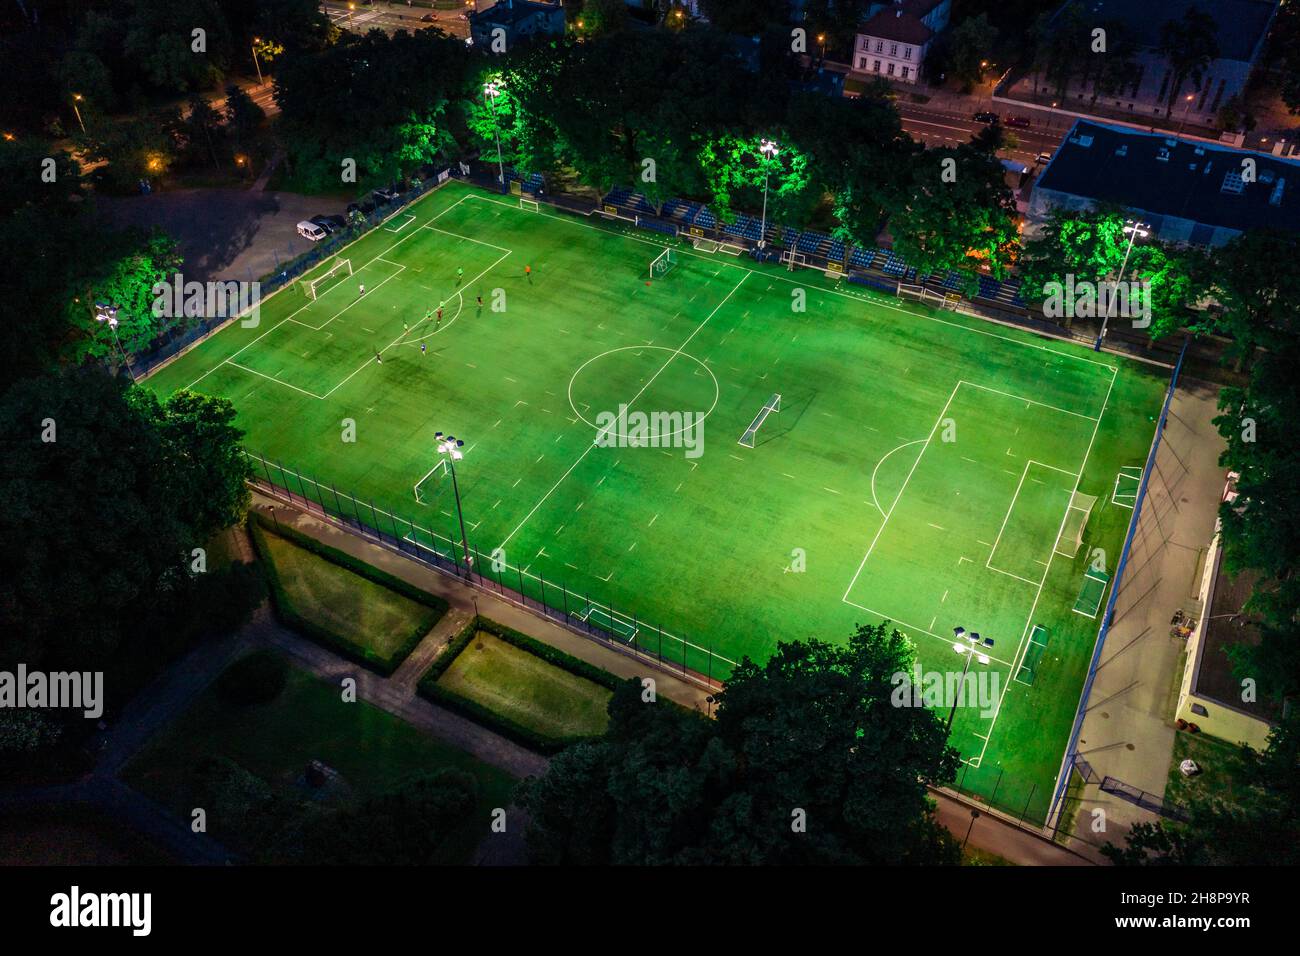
<box><xmin>74</xmin><ymin>229</ymin><xmax>183</xmax><ymax>359</ymax></box>
<box><xmin>1157</xmin><ymin>5</ymin><xmax>1219</xmax><ymax>117</ymax></box>
<box><xmin>274</xmin><ymin>28</ymin><xmax>468</xmax><ymax>191</ymax></box>
<box><xmin>887</xmin><ymin>145</ymin><xmax>1018</xmax><ymax>281</ymax></box>
<box><xmin>0</xmin><ymin>369</ymin><xmax>251</xmax><ymax>677</ymax></box>
<box><xmin>943</xmin><ymin>13</ymin><xmax>999</xmax><ymax>92</ymax></box>
<box><xmin>520</xmin><ymin>623</ymin><xmax>961</xmax><ymax>865</ymax></box>
<box><xmin>1205</xmin><ymin>231</ymin><xmax>1300</xmax><ymax>359</ymax></box>
<box><xmin>224</xmin><ymin>84</ymin><xmax>265</xmax><ymax>151</ymax></box>
<box><xmin>697</xmin><ymin>0</ymin><xmax>790</xmax><ymax>35</ymax></box>
<box><xmin>123</xmin><ymin>0</ymin><xmax>234</xmax><ymax>93</ymax></box>
<box><xmin>698</xmin><ymin>134</ymin><xmax>813</xmax><ymax>234</ymax></box>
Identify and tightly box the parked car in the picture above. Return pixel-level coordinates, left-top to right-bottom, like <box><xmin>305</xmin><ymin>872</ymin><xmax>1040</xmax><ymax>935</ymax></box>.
<box><xmin>420</xmin><ymin>12</ymin><xmax>436</xmax><ymax>21</ymax></box>
<box><xmin>1003</xmin><ymin>114</ymin><xmax>1032</xmax><ymax>129</ymax></box>
<box><xmin>296</xmin><ymin>220</ymin><xmax>327</xmax><ymax>242</ymax></box>
<box><xmin>1035</xmin><ymin>151</ymin><xmax>1053</xmax><ymax>165</ymax></box>
<box><xmin>372</xmin><ymin>183</ymin><xmax>404</xmax><ymax>204</ymax></box>
<box><xmin>311</xmin><ymin>214</ymin><xmax>347</xmax><ymax>234</ymax></box>
<box><xmin>973</xmin><ymin>111</ymin><xmax>999</xmax><ymax>125</ymax></box>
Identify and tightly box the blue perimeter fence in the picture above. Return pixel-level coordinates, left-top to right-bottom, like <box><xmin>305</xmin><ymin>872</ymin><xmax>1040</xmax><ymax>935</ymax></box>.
<box><xmin>245</xmin><ymin>449</ymin><xmax>733</xmax><ymax>690</ymax></box>
<box><xmin>1046</xmin><ymin>336</ymin><xmax>1190</xmax><ymax>827</ymax></box>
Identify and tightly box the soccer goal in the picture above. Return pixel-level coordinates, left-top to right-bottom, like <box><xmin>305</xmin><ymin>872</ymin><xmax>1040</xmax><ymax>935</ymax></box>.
<box><xmin>519</xmin><ymin>197</ymin><xmax>540</xmax><ymax>212</ymax></box>
<box><xmin>1054</xmin><ymin>491</ymin><xmax>1097</xmax><ymax>557</ymax></box>
<box><xmin>412</xmin><ymin>459</ymin><xmax>448</xmax><ymax>505</ymax></box>
<box><xmin>1073</xmin><ymin>567</ymin><xmax>1110</xmax><ymax>618</ymax></box>
<box><xmin>649</xmin><ymin>246</ymin><xmax>677</xmax><ymax>279</ymax></box>
<box><xmin>693</xmin><ymin>237</ymin><xmax>720</xmax><ymax>253</ymax></box>
<box><xmin>1112</xmin><ymin>466</ymin><xmax>1142</xmax><ymax>509</ymax></box>
<box><xmin>738</xmin><ymin>393</ymin><xmax>781</xmax><ymax>448</ymax></box>
<box><xmin>301</xmin><ymin>258</ymin><xmax>353</xmax><ymax>300</ymax></box>
<box><xmin>784</xmin><ymin>249</ymin><xmax>808</xmax><ymax>272</ymax></box>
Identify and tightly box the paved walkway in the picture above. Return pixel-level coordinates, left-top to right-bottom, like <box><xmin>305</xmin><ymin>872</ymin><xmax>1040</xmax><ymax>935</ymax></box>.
<box><xmin>1060</xmin><ymin>378</ymin><xmax>1226</xmax><ymax>851</ymax></box>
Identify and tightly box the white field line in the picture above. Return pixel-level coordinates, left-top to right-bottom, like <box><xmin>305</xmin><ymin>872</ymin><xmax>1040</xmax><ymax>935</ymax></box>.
<box><xmin>289</xmin><ymin>261</ymin><xmax>406</xmax><ymax>333</ymax></box>
<box><xmin>840</xmin><ymin>597</ymin><xmax>1018</xmax><ymax>669</ymax></box>
<box><xmin>463</xmin><ymin>191</ymin><xmax>1121</xmax><ymax>374</ymax></box>
<box><xmin>973</xmin><ymin>366</ymin><xmax>1118</xmax><ymax>768</ymax></box>
<box><xmin>183</xmin><ymin>193</ymin><xmax>473</xmax><ymax>392</ymax></box>
<box><xmin>320</xmin><ymin>247</ymin><xmax>512</xmax><ymax>400</ymax></box>
<box><xmin>495</xmin><ymin>271</ymin><xmax>750</xmax><ymax>551</ymax></box>
<box><xmin>958</xmin><ymin>379</ymin><xmax>1100</xmax><ymax>422</ymax></box>
<box><xmin>841</xmin><ymin>381</ymin><xmax>961</xmax><ymax>601</ymax></box>
<box><xmin>420</xmin><ymin>223</ymin><xmax>513</xmax><ymax>255</ymax></box>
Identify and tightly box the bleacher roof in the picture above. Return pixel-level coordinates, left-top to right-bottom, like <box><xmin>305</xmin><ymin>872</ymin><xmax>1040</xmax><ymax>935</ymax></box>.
<box><xmin>1035</xmin><ymin>120</ymin><xmax>1299</xmax><ymax>236</ymax></box>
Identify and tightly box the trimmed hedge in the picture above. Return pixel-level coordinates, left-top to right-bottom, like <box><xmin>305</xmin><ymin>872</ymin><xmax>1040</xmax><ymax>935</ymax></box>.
<box><xmin>417</xmin><ymin>616</ymin><xmax>621</xmax><ymax>755</ymax></box>
<box><xmin>249</xmin><ymin>514</ymin><xmax>448</xmax><ymax>676</ymax></box>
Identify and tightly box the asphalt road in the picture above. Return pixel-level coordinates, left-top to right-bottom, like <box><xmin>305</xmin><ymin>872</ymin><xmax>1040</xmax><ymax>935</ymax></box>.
<box><xmin>894</xmin><ymin>99</ymin><xmax>1069</xmax><ymax>165</ymax></box>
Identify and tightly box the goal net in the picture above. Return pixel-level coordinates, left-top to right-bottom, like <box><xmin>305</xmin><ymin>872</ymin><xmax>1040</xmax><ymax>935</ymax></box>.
<box><xmin>738</xmin><ymin>393</ymin><xmax>781</xmax><ymax>448</ymax></box>
<box><xmin>693</xmin><ymin>237</ymin><xmax>720</xmax><ymax>253</ymax></box>
<box><xmin>301</xmin><ymin>258</ymin><xmax>353</xmax><ymax>300</ymax></box>
<box><xmin>519</xmin><ymin>197</ymin><xmax>540</xmax><ymax>212</ymax></box>
<box><xmin>784</xmin><ymin>249</ymin><xmax>807</xmax><ymax>272</ymax></box>
<box><xmin>1054</xmin><ymin>491</ymin><xmax>1097</xmax><ymax>557</ymax></box>
<box><xmin>649</xmin><ymin>246</ymin><xmax>677</xmax><ymax>279</ymax></box>
<box><xmin>412</xmin><ymin>459</ymin><xmax>448</xmax><ymax>505</ymax></box>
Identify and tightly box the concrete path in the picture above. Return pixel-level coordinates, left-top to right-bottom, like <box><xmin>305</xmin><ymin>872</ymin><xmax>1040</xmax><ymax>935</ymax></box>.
<box><xmin>1061</xmin><ymin>378</ymin><xmax>1226</xmax><ymax>850</ymax></box>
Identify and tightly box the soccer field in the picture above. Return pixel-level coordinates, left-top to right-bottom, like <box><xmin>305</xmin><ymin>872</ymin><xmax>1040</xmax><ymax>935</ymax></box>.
<box><xmin>144</xmin><ymin>180</ymin><xmax>1170</xmax><ymax>818</ymax></box>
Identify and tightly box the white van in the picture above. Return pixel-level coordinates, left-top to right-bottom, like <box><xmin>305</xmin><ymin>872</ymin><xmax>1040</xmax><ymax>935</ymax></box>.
<box><xmin>297</xmin><ymin>220</ymin><xmax>327</xmax><ymax>242</ymax></box>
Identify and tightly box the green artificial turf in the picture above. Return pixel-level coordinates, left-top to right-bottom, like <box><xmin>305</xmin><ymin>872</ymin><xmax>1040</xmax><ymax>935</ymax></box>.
<box><xmin>143</xmin><ymin>180</ymin><xmax>1170</xmax><ymax>820</ymax></box>
<box><xmin>436</xmin><ymin>631</ymin><xmax>611</xmax><ymax>741</ymax></box>
<box><xmin>124</xmin><ymin>663</ymin><xmax>517</xmax><ymax>863</ymax></box>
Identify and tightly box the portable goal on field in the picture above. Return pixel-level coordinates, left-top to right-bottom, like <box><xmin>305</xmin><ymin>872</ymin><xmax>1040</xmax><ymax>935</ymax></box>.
<box><xmin>1054</xmin><ymin>491</ymin><xmax>1097</xmax><ymax>558</ymax></box>
<box><xmin>300</xmin><ymin>258</ymin><xmax>353</xmax><ymax>300</ymax></box>
<box><xmin>649</xmin><ymin>246</ymin><xmax>677</xmax><ymax>279</ymax></box>
<box><xmin>739</xmin><ymin>393</ymin><xmax>781</xmax><ymax>448</ymax></box>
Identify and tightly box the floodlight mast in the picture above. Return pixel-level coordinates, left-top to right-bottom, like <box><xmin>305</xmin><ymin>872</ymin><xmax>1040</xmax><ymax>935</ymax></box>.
<box><xmin>758</xmin><ymin>138</ymin><xmax>779</xmax><ymax>250</ymax></box>
<box><xmin>95</xmin><ymin>302</ymin><xmax>137</xmax><ymax>382</ymax></box>
<box><xmin>945</xmin><ymin>626</ymin><xmax>993</xmax><ymax>740</ymax></box>
<box><xmin>484</xmin><ymin>79</ymin><xmax>506</xmax><ymax>191</ymax></box>
<box><xmin>436</xmin><ymin>431</ymin><xmax>473</xmax><ymax>576</ymax></box>
<box><xmin>1095</xmin><ymin>219</ymin><xmax>1149</xmax><ymax>351</ymax></box>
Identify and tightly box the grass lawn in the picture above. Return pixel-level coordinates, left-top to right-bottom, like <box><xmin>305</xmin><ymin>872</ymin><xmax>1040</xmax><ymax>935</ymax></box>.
<box><xmin>124</xmin><ymin>663</ymin><xmax>517</xmax><ymax>863</ymax></box>
<box><xmin>142</xmin><ymin>179</ymin><xmax>1169</xmax><ymax>820</ymax></box>
<box><xmin>258</xmin><ymin>526</ymin><xmax>441</xmax><ymax>665</ymax></box>
<box><xmin>437</xmin><ymin>631</ymin><xmax>611</xmax><ymax>741</ymax></box>
<box><xmin>1166</xmin><ymin>731</ymin><xmax>1246</xmax><ymax>809</ymax></box>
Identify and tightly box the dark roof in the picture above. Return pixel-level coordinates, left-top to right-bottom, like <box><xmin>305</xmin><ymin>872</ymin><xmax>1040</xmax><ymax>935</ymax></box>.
<box><xmin>1036</xmin><ymin>120</ymin><xmax>1299</xmax><ymax>236</ymax></box>
<box><xmin>1068</xmin><ymin>0</ymin><xmax>1277</xmax><ymax>62</ymax></box>
<box><xmin>859</xmin><ymin>7</ymin><xmax>934</xmax><ymax>45</ymax></box>
<box><xmin>470</xmin><ymin>0</ymin><xmax>561</xmax><ymax>28</ymax></box>
<box><xmin>1196</xmin><ymin>560</ymin><xmax>1284</xmax><ymax>723</ymax></box>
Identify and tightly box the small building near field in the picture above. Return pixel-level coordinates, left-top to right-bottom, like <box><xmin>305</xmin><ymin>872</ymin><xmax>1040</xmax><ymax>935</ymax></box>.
<box><xmin>1029</xmin><ymin>119</ymin><xmax>1300</xmax><ymax>247</ymax></box>
<box><xmin>1174</xmin><ymin>477</ymin><xmax>1282</xmax><ymax>749</ymax></box>
<box><xmin>852</xmin><ymin>0</ymin><xmax>952</xmax><ymax>85</ymax></box>
<box><xmin>469</xmin><ymin>0</ymin><xmax>565</xmax><ymax>50</ymax></box>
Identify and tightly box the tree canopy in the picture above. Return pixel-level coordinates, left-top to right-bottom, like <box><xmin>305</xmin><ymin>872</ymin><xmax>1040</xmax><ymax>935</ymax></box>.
<box><xmin>520</xmin><ymin>623</ymin><xmax>961</xmax><ymax>865</ymax></box>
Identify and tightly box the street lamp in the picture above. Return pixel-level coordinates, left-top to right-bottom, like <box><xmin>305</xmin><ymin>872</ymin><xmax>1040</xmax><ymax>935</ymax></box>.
<box><xmin>251</xmin><ymin>37</ymin><xmax>265</xmax><ymax>86</ymax></box>
<box><xmin>483</xmin><ymin>79</ymin><xmax>506</xmax><ymax>191</ymax></box>
<box><xmin>435</xmin><ymin>432</ymin><xmax>473</xmax><ymax>575</ymax></box>
<box><xmin>1176</xmin><ymin>91</ymin><xmax>1196</xmax><ymax>137</ymax></box>
<box><xmin>94</xmin><ymin>302</ymin><xmax>137</xmax><ymax>382</ymax></box>
<box><xmin>1095</xmin><ymin>219</ymin><xmax>1150</xmax><ymax>351</ymax></box>
<box><xmin>71</xmin><ymin>94</ymin><xmax>86</xmax><ymax>135</ymax></box>
<box><xmin>945</xmin><ymin>626</ymin><xmax>993</xmax><ymax>740</ymax></box>
<box><xmin>758</xmin><ymin>137</ymin><xmax>780</xmax><ymax>250</ymax></box>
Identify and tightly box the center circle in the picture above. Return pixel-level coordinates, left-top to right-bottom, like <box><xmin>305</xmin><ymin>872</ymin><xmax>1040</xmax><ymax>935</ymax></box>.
<box><xmin>568</xmin><ymin>346</ymin><xmax>720</xmax><ymax>442</ymax></box>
